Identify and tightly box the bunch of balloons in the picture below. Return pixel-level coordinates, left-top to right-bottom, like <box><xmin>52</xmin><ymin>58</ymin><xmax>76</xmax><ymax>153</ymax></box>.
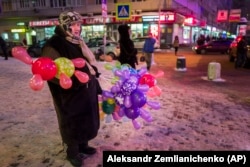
<box><xmin>11</xmin><ymin>46</ymin><xmax>89</xmax><ymax>91</ymax></box>
<box><xmin>101</xmin><ymin>63</ymin><xmax>164</xmax><ymax>130</ymax></box>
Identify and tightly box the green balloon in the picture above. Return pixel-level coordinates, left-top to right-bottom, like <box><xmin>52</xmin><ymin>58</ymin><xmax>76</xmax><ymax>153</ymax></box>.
<box><xmin>102</xmin><ymin>100</ymin><xmax>115</xmax><ymax>114</ymax></box>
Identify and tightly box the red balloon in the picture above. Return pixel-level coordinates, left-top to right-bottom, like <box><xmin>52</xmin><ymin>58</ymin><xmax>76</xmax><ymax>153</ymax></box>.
<box><xmin>74</xmin><ymin>70</ymin><xmax>89</xmax><ymax>83</ymax></box>
<box><xmin>139</xmin><ymin>74</ymin><xmax>156</xmax><ymax>88</ymax></box>
<box><xmin>31</xmin><ymin>57</ymin><xmax>57</xmax><ymax>80</ymax></box>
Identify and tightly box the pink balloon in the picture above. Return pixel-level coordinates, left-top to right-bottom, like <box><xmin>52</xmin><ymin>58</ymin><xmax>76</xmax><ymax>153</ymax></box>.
<box><xmin>29</xmin><ymin>74</ymin><xmax>44</xmax><ymax>91</ymax></box>
<box><xmin>59</xmin><ymin>73</ymin><xmax>72</xmax><ymax>89</ymax></box>
<box><xmin>147</xmin><ymin>101</ymin><xmax>161</xmax><ymax>110</ymax></box>
<box><xmin>72</xmin><ymin>58</ymin><xmax>86</xmax><ymax>68</ymax></box>
<box><xmin>153</xmin><ymin>70</ymin><xmax>165</xmax><ymax>78</ymax></box>
<box><xmin>74</xmin><ymin>70</ymin><xmax>89</xmax><ymax>83</ymax></box>
<box><xmin>147</xmin><ymin>88</ymin><xmax>157</xmax><ymax>98</ymax></box>
<box><xmin>12</xmin><ymin>46</ymin><xmax>33</xmax><ymax>65</ymax></box>
<box><xmin>152</xmin><ymin>86</ymin><xmax>162</xmax><ymax>96</ymax></box>
<box><xmin>112</xmin><ymin>112</ymin><xmax>121</xmax><ymax>121</ymax></box>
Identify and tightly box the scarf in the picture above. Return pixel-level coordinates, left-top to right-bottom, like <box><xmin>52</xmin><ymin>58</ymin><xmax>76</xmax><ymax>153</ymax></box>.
<box><xmin>65</xmin><ymin>31</ymin><xmax>96</xmax><ymax>75</ymax></box>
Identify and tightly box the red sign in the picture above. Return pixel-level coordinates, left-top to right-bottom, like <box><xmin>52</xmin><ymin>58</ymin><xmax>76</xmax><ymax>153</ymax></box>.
<box><xmin>29</xmin><ymin>20</ymin><xmax>59</xmax><ymax>27</ymax></box>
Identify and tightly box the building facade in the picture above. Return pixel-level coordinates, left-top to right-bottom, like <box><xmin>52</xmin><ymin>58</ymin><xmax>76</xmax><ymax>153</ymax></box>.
<box><xmin>0</xmin><ymin>0</ymin><xmax>234</xmax><ymax>48</ymax></box>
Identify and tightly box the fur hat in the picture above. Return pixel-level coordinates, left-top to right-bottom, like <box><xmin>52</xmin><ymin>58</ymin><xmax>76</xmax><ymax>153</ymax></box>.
<box><xmin>59</xmin><ymin>11</ymin><xmax>82</xmax><ymax>31</ymax></box>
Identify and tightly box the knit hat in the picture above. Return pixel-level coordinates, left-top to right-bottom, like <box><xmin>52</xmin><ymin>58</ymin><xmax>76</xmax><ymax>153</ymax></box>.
<box><xmin>59</xmin><ymin>11</ymin><xmax>83</xmax><ymax>32</ymax></box>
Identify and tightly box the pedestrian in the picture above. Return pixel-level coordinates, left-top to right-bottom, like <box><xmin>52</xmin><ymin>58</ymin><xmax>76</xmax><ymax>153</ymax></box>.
<box><xmin>118</xmin><ymin>24</ymin><xmax>138</xmax><ymax>69</ymax></box>
<box><xmin>0</xmin><ymin>36</ymin><xmax>8</xmax><ymax>60</ymax></box>
<box><xmin>142</xmin><ymin>32</ymin><xmax>156</xmax><ymax>71</ymax></box>
<box><xmin>41</xmin><ymin>11</ymin><xmax>102</xmax><ymax>167</ymax></box>
<box><xmin>173</xmin><ymin>35</ymin><xmax>179</xmax><ymax>55</ymax></box>
<box><xmin>235</xmin><ymin>36</ymin><xmax>247</xmax><ymax>69</ymax></box>
<box><xmin>22</xmin><ymin>38</ymin><xmax>27</xmax><ymax>46</ymax></box>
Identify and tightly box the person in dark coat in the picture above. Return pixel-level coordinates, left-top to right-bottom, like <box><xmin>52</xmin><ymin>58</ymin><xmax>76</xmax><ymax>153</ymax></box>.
<box><xmin>118</xmin><ymin>24</ymin><xmax>138</xmax><ymax>69</ymax></box>
<box><xmin>235</xmin><ymin>36</ymin><xmax>247</xmax><ymax>69</ymax></box>
<box><xmin>41</xmin><ymin>11</ymin><xmax>102</xmax><ymax>167</ymax></box>
<box><xmin>0</xmin><ymin>36</ymin><xmax>8</xmax><ymax>60</ymax></box>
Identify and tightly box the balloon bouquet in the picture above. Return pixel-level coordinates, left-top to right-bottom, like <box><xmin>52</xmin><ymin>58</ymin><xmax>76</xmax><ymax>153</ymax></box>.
<box><xmin>101</xmin><ymin>62</ymin><xmax>164</xmax><ymax>130</ymax></box>
<box><xmin>11</xmin><ymin>46</ymin><xmax>90</xmax><ymax>91</ymax></box>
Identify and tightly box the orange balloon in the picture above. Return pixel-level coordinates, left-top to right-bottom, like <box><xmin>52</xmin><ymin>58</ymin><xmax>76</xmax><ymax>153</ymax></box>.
<box><xmin>104</xmin><ymin>55</ymin><xmax>113</xmax><ymax>62</ymax></box>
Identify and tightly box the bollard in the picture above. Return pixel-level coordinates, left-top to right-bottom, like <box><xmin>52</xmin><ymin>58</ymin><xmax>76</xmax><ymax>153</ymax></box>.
<box><xmin>207</xmin><ymin>62</ymin><xmax>221</xmax><ymax>80</ymax></box>
<box><xmin>201</xmin><ymin>61</ymin><xmax>225</xmax><ymax>82</ymax></box>
<box><xmin>175</xmin><ymin>56</ymin><xmax>187</xmax><ymax>71</ymax></box>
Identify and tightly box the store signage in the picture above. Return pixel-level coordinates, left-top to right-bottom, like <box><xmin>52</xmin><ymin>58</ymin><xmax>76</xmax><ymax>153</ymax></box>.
<box><xmin>101</xmin><ymin>0</ymin><xmax>107</xmax><ymax>18</ymax></box>
<box><xmin>11</xmin><ymin>29</ymin><xmax>25</xmax><ymax>33</ymax></box>
<box><xmin>229</xmin><ymin>9</ymin><xmax>241</xmax><ymax>22</ymax></box>
<box><xmin>142</xmin><ymin>12</ymin><xmax>175</xmax><ymax>23</ymax></box>
<box><xmin>82</xmin><ymin>16</ymin><xmax>142</xmax><ymax>24</ymax></box>
<box><xmin>29</xmin><ymin>20</ymin><xmax>59</xmax><ymax>27</ymax></box>
<box><xmin>217</xmin><ymin>10</ymin><xmax>228</xmax><ymax>22</ymax></box>
<box><xmin>116</xmin><ymin>3</ymin><xmax>130</xmax><ymax>20</ymax></box>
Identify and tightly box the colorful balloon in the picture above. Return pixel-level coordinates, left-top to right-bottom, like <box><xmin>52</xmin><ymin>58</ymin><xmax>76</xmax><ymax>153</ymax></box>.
<box><xmin>31</xmin><ymin>57</ymin><xmax>57</xmax><ymax>80</ymax></box>
<box><xmin>102</xmin><ymin>100</ymin><xmax>115</xmax><ymax>114</ymax></box>
<box><xmin>59</xmin><ymin>73</ymin><xmax>72</xmax><ymax>89</ymax></box>
<box><xmin>71</xmin><ymin>58</ymin><xmax>86</xmax><ymax>68</ymax></box>
<box><xmin>74</xmin><ymin>70</ymin><xmax>89</xmax><ymax>83</ymax></box>
<box><xmin>139</xmin><ymin>74</ymin><xmax>156</xmax><ymax>88</ymax></box>
<box><xmin>29</xmin><ymin>74</ymin><xmax>44</xmax><ymax>91</ymax></box>
<box><xmin>124</xmin><ymin>107</ymin><xmax>140</xmax><ymax>120</ymax></box>
<box><xmin>12</xmin><ymin>46</ymin><xmax>33</xmax><ymax>65</ymax></box>
<box><xmin>54</xmin><ymin>57</ymin><xmax>75</xmax><ymax>79</ymax></box>
<box><xmin>130</xmin><ymin>89</ymin><xmax>147</xmax><ymax>108</ymax></box>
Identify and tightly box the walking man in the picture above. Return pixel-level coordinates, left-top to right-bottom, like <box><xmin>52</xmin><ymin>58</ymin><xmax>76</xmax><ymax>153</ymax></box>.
<box><xmin>143</xmin><ymin>33</ymin><xmax>156</xmax><ymax>71</ymax></box>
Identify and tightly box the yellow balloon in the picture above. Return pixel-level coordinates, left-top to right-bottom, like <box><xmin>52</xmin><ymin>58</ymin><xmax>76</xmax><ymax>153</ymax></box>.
<box><xmin>104</xmin><ymin>63</ymin><xmax>113</xmax><ymax>70</ymax></box>
<box><xmin>107</xmin><ymin>98</ymin><xmax>115</xmax><ymax>104</ymax></box>
<box><xmin>54</xmin><ymin>57</ymin><xmax>75</xmax><ymax>79</ymax></box>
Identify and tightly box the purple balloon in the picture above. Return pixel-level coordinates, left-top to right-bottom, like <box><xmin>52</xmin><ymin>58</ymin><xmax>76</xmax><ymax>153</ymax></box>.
<box><xmin>130</xmin><ymin>89</ymin><xmax>147</xmax><ymax>108</ymax></box>
<box><xmin>114</xmin><ymin>69</ymin><xmax>123</xmax><ymax>77</ymax></box>
<box><xmin>118</xmin><ymin>107</ymin><xmax>125</xmax><ymax>117</ymax></box>
<box><xmin>124</xmin><ymin>95</ymin><xmax>132</xmax><ymax>108</ymax></box>
<box><xmin>102</xmin><ymin>90</ymin><xmax>114</xmax><ymax>98</ymax></box>
<box><xmin>124</xmin><ymin>107</ymin><xmax>140</xmax><ymax>120</ymax></box>
<box><xmin>147</xmin><ymin>101</ymin><xmax>161</xmax><ymax>110</ymax></box>
<box><xmin>138</xmin><ymin>67</ymin><xmax>147</xmax><ymax>76</ymax></box>
<box><xmin>132</xmin><ymin>119</ymin><xmax>141</xmax><ymax>130</ymax></box>
<box><xmin>140</xmin><ymin>108</ymin><xmax>151</xmax><ymax>120</ymax></box>
<box><xmin>120</xmin><ymin>79</ymin><xmax>137</xmax><ymax>96</ymax></box>
<box><xmin>137</xmin><ymin>84</ymin><xmax>149</xmax><ymax>92</ymax></box>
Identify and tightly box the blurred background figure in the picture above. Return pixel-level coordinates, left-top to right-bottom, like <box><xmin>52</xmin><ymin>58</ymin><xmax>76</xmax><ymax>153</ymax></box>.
<box><xmin>0</xmin><ymin>36</ymin><xmax>8</xmax><ymax>60</ymax></box>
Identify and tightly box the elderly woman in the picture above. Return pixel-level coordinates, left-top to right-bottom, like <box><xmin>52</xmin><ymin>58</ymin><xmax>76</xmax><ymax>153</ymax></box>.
<box><xmin>41</xmin><ymin>11</ymin><xmax>102</xmax><ymax>167</ymax></box>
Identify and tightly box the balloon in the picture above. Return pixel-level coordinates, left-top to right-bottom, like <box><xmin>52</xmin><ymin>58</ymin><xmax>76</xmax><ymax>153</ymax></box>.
<box><xmin>147</xmin><ymin>101</ymin><xmax>161</xmax><ymax>110</ymax></box>
<box><xmin>138</xmin><ymin>67</ymin><xmax>147</xmax><ymax>76</ymax></box>
<box><xmin>114</xmin><ymin>69</ymin><xmax>124</xmax><ymax>77</ymax></box>
<box><xmin>132</xmin><ymin>119</ymin><xmax>141</xmax><ymax>130</ymax></box>
<box><xmin>112</xmin><ymin>111</ymin><xmax>121</xmax><ymax>121</ymax></box>
<box><xmin>71</xmin><ymin>58</ymin><xmax>86</xmax><ymax>68</ymax></box>
<box><xmin>118</xmin><ymin>107</ymin><xmax>125</xmax><ymax>117</ymax></box>
<box><xmin>154</xmin><ymin>70</ymin><xmax>164</xmax><ymax>78</ymax></box>
<box><xmin>124</xmin><ymin>107</ymin><xmax>140</xmax><ymax>120</ymax></box>
<box><xmin>31</xmin><ymin>57</ymin><xmax>57</xmax><ymax>80</ymax></box>
<box><xmin>140</xmin><ymin>108</ymin><xmax>151</xmax><ymax>120</ymax></box>
<box><xmin>102</xmin><ymin>100</ymin><xmax>115</xmax><ymax>114</ymax></box>
<box><xmin>54</xmin><ymin>57</ymin><xmax>75</xmax><ymax>78</ymax></box>
<box><xmin>139</xmin><ymin>74</ymin><xmax>156</xmax><ymax>88</ymax></box>
<box><xmin>105</xmin><ymin>114</ymin><xmax>113</xmax><ymax>123</ymax></box>
<box><xmin>152</xmin><ymin>86</ymin><xmax>162</xmax><ymax>96</ymax></box>
<box><xmin>115</xmin><ymin>61</ymin><xmax>121</xmax><ymax>68</ymax></box>
<box><xmin>137</xmin><ymin>84</ymin><xmax>149</xmax><ymax>92</ymax></box>
<box><xmin>107</xmin><ymin>98</ymin><xmax>115</xmax><ymax>104</ymax></box>
<box><xmin>104</xmin><ymin>63</ymin><xmax>113</xmax><ymax>70</ymax></box>
<box><xmin>102</xmin><ymin>90</ymin><xmax>114</xmax><ymax>98</ymax></box>
<box><xmin>130</xmin><ymin>89</ymin><xmax>147</xmax><ymax>108</ymax></box>
<box><xmin>59</xmin><ymin>73</ymin><xmax>72</xmax><ymax>89</ymax></box>
<box><xmin>120</xmin><ymin>78</ymin><xmax>138</xmax><ymax>96</ymax></box>
<box><xmin>122</xmin><ymin>69</ymin><xmax>130</xmax><ymax>79</ymax></box>
<box><xmin>29</xmin><ymin>74</ymin><xmax>44</xmax><ymax>91</ymax></box>
<box><xmin>12</xmin><ymin>46</ymin><xmax>33</xmax><ymax>65</ymax></box>
<box><xmin>124</xmin><ymin>95</ymin><xmax>132</xmax><ymax>108</ymax></box>
<box><xmin>74</xmin><ymin>70</ymin><xmax>89</xmax><ymax>83</ymax></box>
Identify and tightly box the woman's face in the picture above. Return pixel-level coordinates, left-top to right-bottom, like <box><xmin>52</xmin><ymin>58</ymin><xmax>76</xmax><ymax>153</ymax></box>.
<box><xmin>69</xmin><ymin>22</ymin><xmax>82</xmax><ymax>37</ymax></box>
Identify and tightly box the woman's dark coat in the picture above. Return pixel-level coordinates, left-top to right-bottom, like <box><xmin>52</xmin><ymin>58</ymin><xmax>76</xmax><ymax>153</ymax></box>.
<box><xmin>118</xmin><ymin>24</ymin><xmax>138</xmax><ymax>69</ymax></box>
<box><xmin>41</xmin><ymin>26</ymin><xmax>101</xmax><ymax>145</ymax></box>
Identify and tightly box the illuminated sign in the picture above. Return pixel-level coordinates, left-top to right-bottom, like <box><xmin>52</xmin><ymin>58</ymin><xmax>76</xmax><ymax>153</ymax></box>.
<box><xmin>184</xmin><ymin>17</ymin><xmax>194</xmax><ymax>25</ymax></box>
<box><xmin>11</xmin><ymin>29</ymin><xmax>26</xmax><ymax>33</ymax></box>
<box><xmin>142</xmin><ymin>12</ymin><xmax>175</xmax><ymax>23</ymax></box>
<box><xmin>29</xmin><ymin>20</ymin><xmax>59</xmax><ymax>27</ymax></box>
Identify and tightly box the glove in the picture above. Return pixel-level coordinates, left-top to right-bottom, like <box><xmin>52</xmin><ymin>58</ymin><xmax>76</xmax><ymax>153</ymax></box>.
<box><xmin>91</xmin><ymin>65</ymin><xmax>101</xmax><ymax>78</ymax></box>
